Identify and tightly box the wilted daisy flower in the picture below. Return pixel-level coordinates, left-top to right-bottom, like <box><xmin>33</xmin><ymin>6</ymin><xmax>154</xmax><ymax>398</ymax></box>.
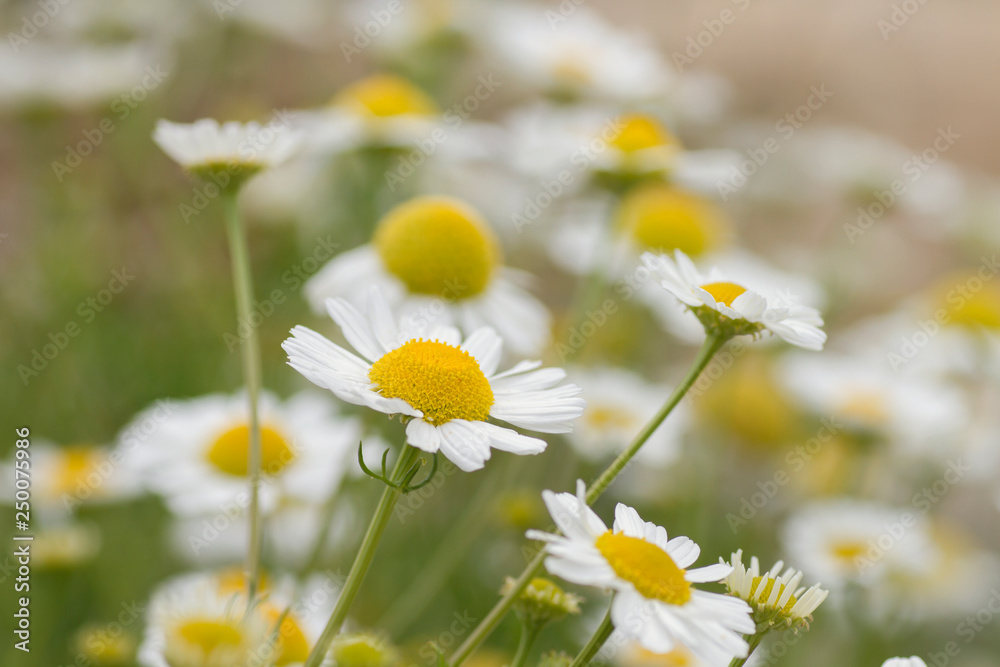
<box><xmin>722</xmin><ymin>550</ymin><xmax>829</xmax><ymax>630</ymax></box>
<box><xmin>123</xmin><ymin>391</ymin><xmax>360</xmax><ymax>515</ymax></box>
<box><xmin>882</xmin><ymin>658</ymin><xmax>927</xmax><ymax>667</ymax></box>
<box><xmin>528</xmin><ymin>481</ymin><xmax>754</xmax><ymax>663</ymax></box>
<box><xmin>306</xmin><ymin>196</ymin><xmax>552</xmax><ymax>355</ymax></box>
<box><xmin>1</xmin><ymin>441</ymin><xmax>140</xmax><ymax>519</ymax></box>
<box><xmin>781</xmin><ymin>500</ymin><xmax>936</xmax><ymax>588</ymax></box>
<box><xmin>138</xmin><ymin>571</ymin><xmax>320</xmax><ymax>667</ymax></box>
<box><xmin>284</xmin><ymin>289</ymin><xmax>584</xmax><ymax>471</ymax></box>
<box><xmin>643</xmin><ymin>249</ymin><xmax>826</xmax><ymax>350</ymax></box>
<box><xmin>153</xmin><ymin>116</ymin><xmax>301</xmax><ymax>187</ymax></box>
<box><xmin>502</xmin><ymin>576</ymin><xmax>583</xmax><ymax>626</ymax></box>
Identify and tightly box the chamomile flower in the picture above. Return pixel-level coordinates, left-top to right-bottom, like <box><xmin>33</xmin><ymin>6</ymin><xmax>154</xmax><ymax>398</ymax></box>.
<box><xmin>568</xmin><ymin>367</ymin><xmax>686</xmax><ymax>466</ymax></box>
<box><xmin>1</xmin><ymin>441</ymin><xmax>140</xmax><ymax>520</ymax></box>
<box><xmin>527</xmin><ymin>481</ymin><xmax>754</xmax><ymax>663</ymax></box>
<box><xmin>881</xmin><ymin>659</ymin><xmax>927</xmax><ymax>667</ymax></box>
<box><xmin>153</xmin><ymin>116</ymin><xmax>301</xmax><ymax>186</ymax></box>
<box><xmin>138</xmin><ymin>571</ymin><xmax>323</xmax><ymax>667</ymax></box>
<box><xmin>485</xmin><ymin>5</ymin><xmax>670</xmax><ymax>101</ymax></box>
<box><xmin>643</xmin><ymin>250</ymin><xmax>826</xmax><ymax>350</ymax></box>
<box><xmin>283</xmin><ymin>289</ymin><xmax>585</xmax><ymax>472</ymax></box>
<box><xmin>615</xmin><ymin>640</ymin><xmax>714</xmax><ymax>667</ymax></box>
<box><xmin>305</xmin><ymin>196</ymin><xmax>552</xmax><ymax>355</ymax></box>
<box><xmin>722</xmin><ymin>550</ymin><xmax>829</xmax><ymax>630</ymax></box>
<box><xmin>122</xmin><ymin>391</ymin><xmax>361</xmax><ymax>516</ymax></box>
<box><xmin>781</xmin><ymin>500</ymin><xmax>936</xmax><ymax>588</ymax></box>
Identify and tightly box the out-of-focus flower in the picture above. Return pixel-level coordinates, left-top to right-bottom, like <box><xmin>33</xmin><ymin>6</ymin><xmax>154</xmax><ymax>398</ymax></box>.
<box><xmin>153</xmin><ymin>117</ymin><xmax>301</xmax><ymax>187</ymax></box>
<box><xmin>1</xmin><ymin>442</ymin><xmax>140</xmax><ymax>519</ymax></box>
<box><xmin>567</xmin><ymin>367</ymin><xmax>686</xmax><ymax>466</ymax></box>
<box><xmin>137</xmin><ymin>571</ymin><xmax>323</xmax><ymax>667</ymax></box>
<box><xmin>283</xmin><ymin>289</ymin><xmax>584</xmax><ymax>472</ymax></box>
<box><xmin>503</xmin><ymin>576</ymin><xmax>583</xmax><ymax>626</ymax></box>
<box><xmin>0</xmin><ymin>42</ymin><xmax>166</xmax><ymax>111</ymax></box>
<box><xmin>643</xmin><ymin>250</ymin><xmax>826</xmax><ymax>350</ymax></box>
<box><xmin>73</xmin><ymin>623</ymin><xmax>138</xmax><ymax>666</ymax></box>
<box><xmin>528</xmin><ymin>481</ymin><xmax>754</xmax><ymax>663</ymax></box>
<box><xmin>123</xmin><ymin>391</ymin><xmax>360</xmax><ymax>515</ymax></box>
<box><xmin>781</xmin><ymin>500</ymin><xmax>936</xmax><ymax>588</ymax></box>
<box><xmin>484</xmin><ymin>5</ymin><xmax>670</xmax><ymax>102</ymax></box>
<box><xmin>881</xmin><ymin>658</ymin><xmax>928</xmax><ymax>667</ymax></box>
<box><xmin>614</xmin><ymin>641</ymin><xmax>714</xmax><ymax>667</ymax></box>
<box><xmin>306</xmin><ymin>196</ymin><xmax>552</xmax><ymax>355</ymax></box>
<box><xmin>331</xmin><ymin>632</ymin><xmax>399</xmax><ymax>667</ymax></box>
<box><xmin>722</xmin><ymin>549</ymin><xmax>829</xmax><ymax>630</ymax></box>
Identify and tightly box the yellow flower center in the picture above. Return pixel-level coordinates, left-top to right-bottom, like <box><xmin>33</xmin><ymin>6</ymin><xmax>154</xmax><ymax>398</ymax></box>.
<box><xmin>617</xmin><ymin>185</ymin><xmax>725</xmax><ymax>257</ymax></box>
<box><xmin>332</xmin><ymin>634</ymin><xmax>394</xmax><ymax>667</ymax></box>
<box><xmin>177</xmin><ymin>619</ymin><xmax>244</xmax><ymax>654</ymax></box>
<box><xmin>333</xmin><ymin>74</ymin><xmax>438</xmax><ymax>118</ymax></box>
<box><xmin>830</xmin><ymin>540</ymin><xmax>867</xmax><ymax>565</ymax></box>
<box><xmin>552</xmin><ymin>56</ymin><xmax>593</xmax><ymax>87</ymax></box>
<box><xmin>53</xmin><ymin>445</ymin><xmax>106</xmax><ymax>496</ymax></box>
<box><xmin>631</xmin><ymin>645</ymin><xmax>697</xmax><ymax>667</ymax></box>
<box><xmin>374</xmin><ymin>197</ymin><xmax>500</xmax><ymax>298</ymax></box>
<box><xmin>263</xmin><ymin>606</ymin><xmax>311</xmax><ymax>666</ymax></box>
<box><xmin>610</xmin><ymin>114</ymin><xmax>679</xmax><ymax>154</ymax></box>
<box><xmin>595</xmin><ymin>531</ymin><xmax>692</xmax><ymax>605</ymax></box>
<box><xmin>700</xmin><ymin>281</ymin><xmax>747</xmax><ymax>307</ymax></box>
<box><xmin>206</xmin><ymin>424</ymin><xmax>295</xmax><ymax>477</ymax></box>
<box><xmin>748</xmin><ymin>575</ymin><xmax>799</xmax><ymax>614</ymax></box>
<box><xmin>368</xmin><ymin>339</ymin><xmax>494</xmax><ymax>425</ymax></box>
<box><xmin>840</xmin><ymin>392</ymin><xmax>889</xmax><ymax>426</ymax></box>
<box><xmin>947</xmin><ymin>286</ymin><xmax>1000</xmax><ymax>330</ymax></box>
<box><xmin>586</xmin><ymin>405</ymin><xmax>637</xmax><ymax>431</ymax></box>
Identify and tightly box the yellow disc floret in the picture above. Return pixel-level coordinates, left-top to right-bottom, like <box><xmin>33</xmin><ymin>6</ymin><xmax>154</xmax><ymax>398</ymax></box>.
<box><xmin>176</xmin><ymin>619</ymin><xmax>244</xmax><ymax>655</ymax></box>
<box><xmin>700</xmin><ymin>281</ymin><xmax>747</xmax><ymax>308</ymax></box>
<box><xmin>595</xmin><ymin>531</ymin><xmax>692</xmax><ymax>605</ymax></box>
<box><xmin>333</xmin><ymin>74</ymin><xmax>438</xmax><ymax>118</ymax></box>
<box><xmin>374</xmin><ymin>197</ymin><xmax>500</xmax><ymax>298</ymax></box>
<box><xmin>262</xmin><ymin>606</ymin><xmax>311</xmax><ymax>666</ymax></box>
<box><xmin>368</xmin><ymin>339</ymin><xmax>494</xmax><ymax>424</ymax></box>
<box><xmin>617</xmin><ymin>185</ymin><xmax>725</xmax><ymax>257</ymax></box>
<box><xmin>206</xmin><ymin>424</ymin><xmax>295</xmax><ymax>477</ymax></box>
<box><xmin>610</xmin><ymin>114</ymin><xmax>679</xmax><ymax>154</ymax></box>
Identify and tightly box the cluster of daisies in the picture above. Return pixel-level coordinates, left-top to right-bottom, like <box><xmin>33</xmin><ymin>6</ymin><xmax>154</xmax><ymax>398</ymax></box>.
<box><xmin>7</xmin><ymin>0</ymin><xmax>1000</xmax><ymax>666</ymax></box>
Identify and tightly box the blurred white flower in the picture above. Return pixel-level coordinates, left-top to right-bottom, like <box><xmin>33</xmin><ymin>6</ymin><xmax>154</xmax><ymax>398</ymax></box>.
<box><xmin>283</xmin><ymin>288</ymin><xmax>584</xmax><ymax>472</ymax></box>
<box><xmin>123</xmin><ymin>391</ymin><xmax>360</xmax><ymax>516</ymax></box>
<box><xmin>153</xmin><ymin>117</ymin><xmax>301</xmax><ymax>176</ymax></box>
<box><xmin>781</xmin><ymin>499</ymin><xmax>937</xmax><ymax>588</ymax></box>
<box><xmin>305</xmin><ymin>196</ymin><xmax>552</xmax><ymax>355</ymax></box>
<box><xmin>881</xmin><ymin>658</ymin><xmax>927</xmax><ymax>667</ymax></box>
<box><xmin>528</xmin><ymin>481</ymin><xmax>754</xmax><ymax>663</ymax></box>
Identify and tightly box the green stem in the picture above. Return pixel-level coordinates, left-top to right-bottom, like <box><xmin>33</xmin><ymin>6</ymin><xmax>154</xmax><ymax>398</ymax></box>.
<box><xmin>510</xmin><ymin>623</ymin><xmax>543</xmax><ymax>667</ymax></box>
<box><xmin>569</xmin><ymin>608</ymin><xmax>615</xmax><ymax>667</ymax></box>
<box><xmin>222</xmin><ymin>192</ymin><xmax>264</xmax><ymax>604</ymax></box>
<box><xmin>448</xmin><ymin>334</ymin><xmax>728</xmax><ymax>667</ymax></box>
<box><xmin>302</xmin><ymin>444</ymin><xmax>422</xmax><ymax>667</ymax></box>
<box><xmin>728</xmin><ymin>632</ymin><xmax>765</xmax><ymax>667</ymax></box>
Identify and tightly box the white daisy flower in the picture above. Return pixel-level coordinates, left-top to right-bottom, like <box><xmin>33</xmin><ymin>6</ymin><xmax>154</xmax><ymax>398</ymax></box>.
<box><xmin>138</xmin><ymin>570</ymin><xmax>326</xmax><ymax>667</ymax></box>
<box><xmin>882</xmin><ymin>658</ymin><xmax>927</xmax><ymax>667</ymax></box>
<box><xmin>305</xmin><ymin>196</ymin><xmax>553</xmax><ymax>356</ymax></box>
<box><xmin>282</xmin><ymin>289</ymin><xmax>585</xmax><ymax>472</ymax></box>
<box><xmin>615</xmin><ymin>640</ymin><xmax>716</xmax><ymax>667</ymax></box>
<box><xmin>484</xmin><ymin>4</ymin><xmax>670</xmax><ymax>101</ymax></box>
<box><xmin>153</xmin><ymin>117</ymin><xmax>301</xmax><ymax>179</ymax></box>
<box><xmin>0</xmin><ymin>441</ymin><xmax>140</xmax><ymax>520</ymax></box>
<box><xmin>722</xmin><ymin>549</ymin><xmax>829</xmax><ymax>629</ymax></box>
<box><xmin>527</xmin><ymin>481</ymin><xmax>755</xmax><ymax>663</ymax></box>
<box><xmin>122</xmin><ymin>391</ymin><xmax>361</xmax><ymax>516</ymax></box>
<box><xmin>568</xmin><ymin>367</ymin><xmax>687</xmax><ymax>467</ymax></box>
<box><xmin>781</xmin><ymin>499</ymin><xmax>937</xmax><ymax>589</ymax></box>
<box><xmin>642</xmin><ymin>249</ymin><xmax>827</xmax><ymax>350</ymax></box>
